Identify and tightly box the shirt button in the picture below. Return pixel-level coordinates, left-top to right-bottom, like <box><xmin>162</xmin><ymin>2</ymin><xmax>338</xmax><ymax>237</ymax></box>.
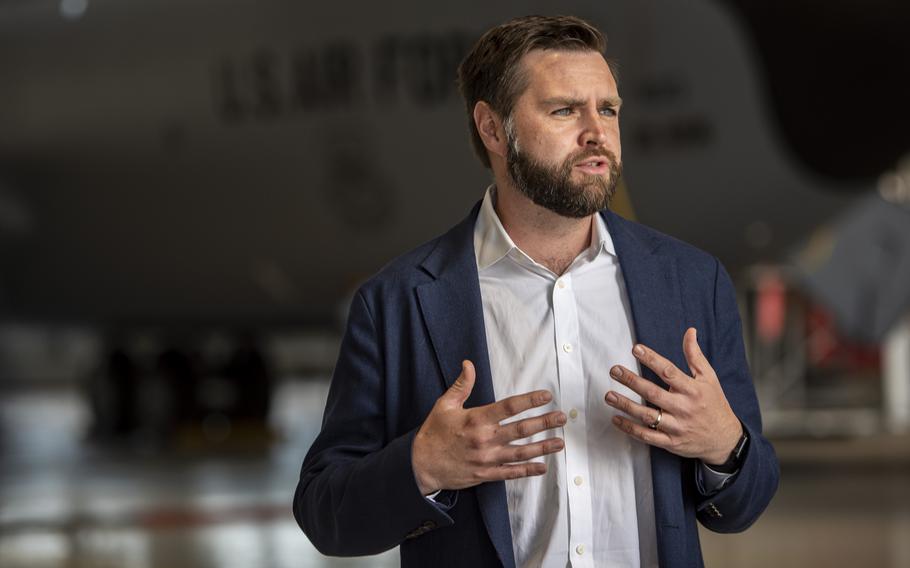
<box><xmin>562</xmin><ymin>343</ymin><xmax>573</xmax><ymax>353</ymax></box>
<box><xmin>557</xmin><ymin>280</ymin><xmax>566</xmax><ymax>289</ymax></box>
<box><xmin>574</xmin><ymin>475</ymin><xmax>583</xmax><ymax>486</ymax></box>
<box><xmin>569</xmin><ymin>408</ymin><xmax>578</xmax><ymax>420</ymax></box>
<box><xmin>576</xmin><ymin>544</ymin><xmax>585</xmax><ymax>555</ymax></box>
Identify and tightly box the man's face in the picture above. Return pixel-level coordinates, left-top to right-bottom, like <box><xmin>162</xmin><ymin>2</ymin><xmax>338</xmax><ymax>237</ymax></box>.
<box><xmin>504</xmin><ymin>49</ymin><xmax>622</xmax><ymax>218</ymax></box>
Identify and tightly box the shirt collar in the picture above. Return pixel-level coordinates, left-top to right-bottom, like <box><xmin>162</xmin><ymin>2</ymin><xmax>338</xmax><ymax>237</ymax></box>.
<box><xmin>474</xmin><ymin>185</ymin><xmax>515</xmax><ymax>270</ymax></box>
<box><xmin>473</xmin><ymin>186</ymin><xmax>616</xmax><ymax>272</ymax></box>
<box><xmin>590</xmin><ymin>201</ymin><xmax>617</xmax><ymax>258</ymax></box>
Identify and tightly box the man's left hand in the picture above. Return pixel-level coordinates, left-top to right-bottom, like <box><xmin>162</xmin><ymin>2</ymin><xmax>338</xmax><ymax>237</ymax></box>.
<box><xmin>604</xmin><ymin>327</ymin><xmax>742</xmax><ymax>465</ymax></box>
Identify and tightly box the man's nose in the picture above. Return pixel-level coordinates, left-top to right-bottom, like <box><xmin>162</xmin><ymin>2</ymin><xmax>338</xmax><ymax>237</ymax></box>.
<box><xmin>579</xmin><ymin>110</ymin><xmax>608</xmax><ymax>147</ymax></box>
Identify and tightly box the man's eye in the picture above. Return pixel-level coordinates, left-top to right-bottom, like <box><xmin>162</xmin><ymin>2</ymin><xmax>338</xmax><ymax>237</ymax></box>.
<box><xmin>600</xmin><ymin>107</ymin><xmax>618</xmax><ymax>117</ymax></box>
<box><xmin>552</xmin><ymin>108</ymin><xmax>573</xmax><ymax>116</ymax></box>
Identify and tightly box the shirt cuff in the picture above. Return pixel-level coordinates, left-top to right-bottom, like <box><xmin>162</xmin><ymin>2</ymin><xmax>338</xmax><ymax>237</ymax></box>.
<box><xmin>696</xmin><ymin>461</ymin><xmax>738</xmax><ymax>496</ymax></box>
<box><xmin>424</xmin><ymin>489</ymin><xmax>459</xmax><ymax>511</ymax></box>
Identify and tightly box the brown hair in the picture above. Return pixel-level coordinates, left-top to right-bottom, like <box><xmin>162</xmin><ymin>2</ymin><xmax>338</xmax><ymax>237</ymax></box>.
<box><xmin>457</xmin><ymin>15</ymin><xmax>608</xmax><ymax>168</ymax></box>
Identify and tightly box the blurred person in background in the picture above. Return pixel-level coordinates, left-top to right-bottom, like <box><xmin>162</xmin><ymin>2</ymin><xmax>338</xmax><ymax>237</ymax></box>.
<box><xmin>294</xmin><ymin>15</ymin><xmax>778</xmax><ymax>568</ymax></box>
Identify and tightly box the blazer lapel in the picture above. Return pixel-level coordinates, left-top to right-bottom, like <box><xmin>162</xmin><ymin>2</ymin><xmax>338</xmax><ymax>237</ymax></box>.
<box><xmin>415</xmin><ymin>202</ymin><xmax>517</xmax><ymax>568</ymax></box>
<box><xmin>603</xmin><ymin>209</ymin><xmax>688</xmax><ymax>540</ymax></box>
<box><xmin>603</xmin><ymin>209</ymin><xmax>687</xmax><ymax>385</ymax></box>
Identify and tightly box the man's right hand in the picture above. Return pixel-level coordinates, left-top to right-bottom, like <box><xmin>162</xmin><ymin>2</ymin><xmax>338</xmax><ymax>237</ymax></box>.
<box><xmin>411</xmin><ymin>360</ymin><xmax>566</xmax><ymax>496</ymax></box>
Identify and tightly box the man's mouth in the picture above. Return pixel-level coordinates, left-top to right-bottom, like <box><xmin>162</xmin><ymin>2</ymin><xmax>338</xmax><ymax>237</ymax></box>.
<box><xmin>574</xmin><ymin>157</ymin><xmax>611</xmax><ymax>175</ymax></box>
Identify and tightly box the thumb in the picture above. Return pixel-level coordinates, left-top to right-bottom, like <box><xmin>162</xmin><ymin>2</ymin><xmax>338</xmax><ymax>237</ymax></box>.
<box><xmin>683</xmin><ymin>327</ymin><xmax>709</xmax><ymax>378</ymax></box>
<box><xmin>443</xmin><ymin>360</ymin><xmax>476</xmax><ymax>406</ymax></box>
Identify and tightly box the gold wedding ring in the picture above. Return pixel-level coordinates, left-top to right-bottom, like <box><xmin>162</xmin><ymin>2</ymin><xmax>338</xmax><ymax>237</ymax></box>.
<box><xmin>649</xmin><ymin>409</ymin><xmax>663</xmax><ymax>430</ymax></box>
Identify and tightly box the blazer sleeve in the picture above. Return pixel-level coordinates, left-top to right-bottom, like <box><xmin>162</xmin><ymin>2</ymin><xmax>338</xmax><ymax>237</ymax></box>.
<box><xmin>293</xmin><ymin>290</ymin><xmax>455</xmax><ymax>556</ymax></box>
<box><xmin>696</xmin><ymin>259</ymin><xmax>780</xmax><ymax>532</ymax></box>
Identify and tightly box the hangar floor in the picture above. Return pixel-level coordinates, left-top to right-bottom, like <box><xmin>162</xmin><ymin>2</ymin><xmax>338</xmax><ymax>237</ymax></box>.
<box><xmin>1</xmin><ymin>380</ymin><xmax>908</xmax><ymax>568</ymax></box>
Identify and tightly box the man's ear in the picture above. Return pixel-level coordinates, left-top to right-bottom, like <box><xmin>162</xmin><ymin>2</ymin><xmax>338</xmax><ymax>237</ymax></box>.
<box><xmin>473</xmin><ymin>101</ymin><xmax>508</xmax><ymax>160</ymax></box>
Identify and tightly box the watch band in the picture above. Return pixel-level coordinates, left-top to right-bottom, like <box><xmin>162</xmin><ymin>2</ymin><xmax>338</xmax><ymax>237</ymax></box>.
<box><xmin>710</xmin><ymin>429</ymin><xmax>749</xmax><ymax>474</ymax></box>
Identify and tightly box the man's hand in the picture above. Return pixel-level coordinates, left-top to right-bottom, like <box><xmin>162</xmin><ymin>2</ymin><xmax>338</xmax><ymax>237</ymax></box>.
<box><xmin>411</xmin><ymin>360</ymin><xmax>566</xmax><ymax>496</ymax></box>
<box><xmin>604</xmin><ymin>328</ymin><xmax>742</xmax><ymax>465</ymax></box>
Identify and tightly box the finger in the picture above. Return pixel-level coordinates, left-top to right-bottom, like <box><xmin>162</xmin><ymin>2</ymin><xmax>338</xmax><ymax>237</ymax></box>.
<box><xmin>683</xmin><ymin>327</ymin><xmax>712</xmax><ymax>379</ymax></box>
<box><xmin>485</xmin><ymin>389</ymin><xmax>553</xmax><ymax>422</ymax></box>
<box><xmin>495</xmin><ymin>436</ymin><xmax>565</xmax><ymax>464</ymax></box>
<box><xmin>609</xmin><ymin>365</ymin><xmax>674</xmax><ymax>408</ymax></box>
<box><xmin>496</xmin><ymin>410</ymin><xmax>567</xmax><ymax>443</ymax></box>
<box><xmin>442</xmin><ymin>360</ymin><xmax>476</xmax><ymax>407</ymax></box>
<box><xmin>477</xmin><ymin>461</ymin><xmax>548</xmax><ymax>482</ymax></box>
<box><xmin>612</xmin><ymin>414</ymin><xmax>673</xmax><ymax>448</ymax></box>
<box><xmin>631</xmin><ymin>343</ymin><xmax>692</xmax><ymax>386</ymax></box>
<box><xmin>605</xmin><ymin>391</ymin><xmax>677</xmax><ymax>434</ymax></box>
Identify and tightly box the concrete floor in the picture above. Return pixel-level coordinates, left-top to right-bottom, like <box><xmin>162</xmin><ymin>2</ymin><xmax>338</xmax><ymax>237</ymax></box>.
<box><xmin>1</xmin><ymin>381</ymin><xmax>908</xmax><ymax>567</ymax></box>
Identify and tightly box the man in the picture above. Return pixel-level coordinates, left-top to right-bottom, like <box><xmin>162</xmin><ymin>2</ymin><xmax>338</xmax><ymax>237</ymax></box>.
<box><xmin>294</xmin><ymin>15</ymin><xmax>779</xmax><ymax>568</ymax></box>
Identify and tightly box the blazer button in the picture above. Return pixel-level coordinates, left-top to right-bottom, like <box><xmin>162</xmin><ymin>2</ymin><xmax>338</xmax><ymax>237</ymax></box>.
<box><xmin>406</xmin><ymin>523</ymin><xmax>434</xmax><ymax>539</ymax></box>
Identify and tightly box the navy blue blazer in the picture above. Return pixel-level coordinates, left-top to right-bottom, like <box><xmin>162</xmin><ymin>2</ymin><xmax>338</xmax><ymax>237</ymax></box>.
<box><xmin>294</xmin><ymin>203</ymin><xmax>779</xmax><ymax>568</ymax></box>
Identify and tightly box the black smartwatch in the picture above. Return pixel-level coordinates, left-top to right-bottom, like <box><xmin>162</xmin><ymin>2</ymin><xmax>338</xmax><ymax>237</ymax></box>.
<box><xmin>709</xmin><ymin>429</ymin><xmax>749</xmax><ymax>474</ymax></box>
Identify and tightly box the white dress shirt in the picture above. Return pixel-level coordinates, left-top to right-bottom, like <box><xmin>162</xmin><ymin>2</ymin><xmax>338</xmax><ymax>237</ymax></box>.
<box><xmin>473</xmin><ymin>187</ymin><xmax>659</xmax><ymax>568</ymax></box>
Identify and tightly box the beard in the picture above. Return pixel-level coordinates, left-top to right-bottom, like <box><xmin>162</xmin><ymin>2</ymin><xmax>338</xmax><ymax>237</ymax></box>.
<box><xmin>506</xmin><ymin>133</ymin><xmax>622</xmax><ymax>219</ymax></box>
